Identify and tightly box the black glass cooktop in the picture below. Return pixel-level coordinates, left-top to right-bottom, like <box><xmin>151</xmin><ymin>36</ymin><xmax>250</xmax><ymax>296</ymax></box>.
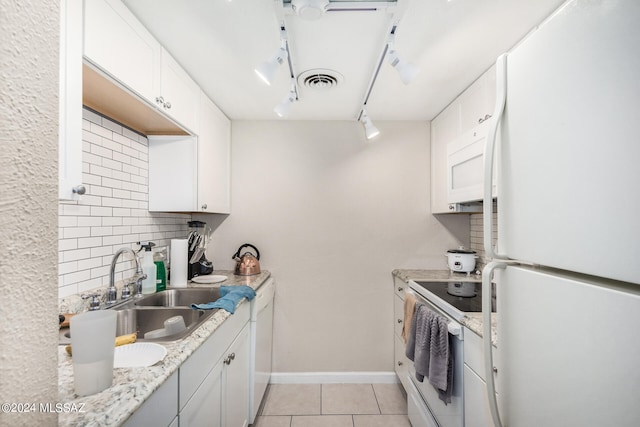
<box><xmin>412</xmin><ymin>280</ymin><xmax>495</xmax><ymax>315</ymax></box>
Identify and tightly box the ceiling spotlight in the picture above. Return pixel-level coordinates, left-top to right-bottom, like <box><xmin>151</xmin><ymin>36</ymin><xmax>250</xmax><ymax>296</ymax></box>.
<box><xmin>292</xmin><ymin>0</ymin><xmax>329</xmax><ymax>20</ymax></box>
<box><xmin>255</xmin><ymin>41</ymin><xmax>289</xmax><ymax>86</ymax></box>
<box><xmin>387</xmin><ymin>47</ymin><xmax>419</xmax><ymax>85</ymax></box>
<box><xmin>360</xmin><ymin>110</ymin><xmax>380</xmax><ymax>140</ymax></box>
<box><xmin>274</xmin><ymin>84</ymin><xmax>298</xmax><ymax>118</ymax></box>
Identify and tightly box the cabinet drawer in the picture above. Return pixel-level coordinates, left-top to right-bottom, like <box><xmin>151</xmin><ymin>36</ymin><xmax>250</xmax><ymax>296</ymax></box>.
<box><xmin>393</xmin><ymin>277</ymin><xmax>408</xmax><ymax>299</ymax></box>
<box><xmin>180</xmin><ymin>302</ymin><xmax>250</xmax><ymax>408</ymax></box>
<box><xmin>394</xmin><ymin>295</ymin><xmax>405</xmax><ymax>338</ymax></box>
<box><xmin>394</xmin><ymin>334</ymin><xmax>410</xmax><ymax>392</ymax></box>
<box><xmin>463</xmin><ymin>327</ymin><xmax>499</xmax><ymax>392</ymax></box>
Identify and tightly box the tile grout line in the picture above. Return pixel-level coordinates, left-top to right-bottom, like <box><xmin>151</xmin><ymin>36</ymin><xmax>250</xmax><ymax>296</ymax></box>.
<box><xmin>370</xmin><ymin>383</ymin><xmax>383</xmax><ymax>415</ymax></box>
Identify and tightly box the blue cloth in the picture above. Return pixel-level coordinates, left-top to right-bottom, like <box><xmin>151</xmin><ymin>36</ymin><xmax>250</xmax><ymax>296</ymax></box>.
<box><xmin>191</xmin><ymin>285</ymin><xmax>256</xmax><ymax>314</ymax></box>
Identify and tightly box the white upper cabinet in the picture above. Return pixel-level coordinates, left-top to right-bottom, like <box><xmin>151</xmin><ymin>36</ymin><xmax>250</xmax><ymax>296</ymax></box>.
<box><xmin>148</xmin><ymin>93</ymin><xmax>230</xmax><ymax>214</ymax></box>
<box><xmin>59</xmin><ymin>0</ymin><xmax>84</xmax><ymax>200</ymax></box>
<box><xmin>431</xmin><ymin>66</ymin><xmax>496</xmax><ymax>213</ymax></box>
<box><xmin>196</xmin><ymin>93</ymin><xmax>231</xmax><ymax>214</ymax></box>
<box><xmin>84</xmin><ymin>0</ymin><xmax>161</xmax><ymax>104</ymax></box>
<box><xmin>159</xmin><ymin>48</ymin><xmax>199</xmax><ymax>132</ymax></box>
<box><xmin>84</xmin><ymin>0</ymin><xmax>198</xmax><ymax>131</ymax></box>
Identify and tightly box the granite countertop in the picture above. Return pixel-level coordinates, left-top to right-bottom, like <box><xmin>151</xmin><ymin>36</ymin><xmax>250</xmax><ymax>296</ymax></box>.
<box><xmin>58</xmin><ymin>270</ymin><xmax>271</xmax><ymax>427</ymax></box>
<box><xmin>392</xmin><ymin>269</ymin><xmax>497</xmax><ymax>346</ymax></box>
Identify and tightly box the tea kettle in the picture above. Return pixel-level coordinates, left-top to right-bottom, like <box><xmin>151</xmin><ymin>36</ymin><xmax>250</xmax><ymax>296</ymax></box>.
<box><xmin>232</xmin><ymin>243</ymin><xmax>261</xmax><ymax>276</ymax></box>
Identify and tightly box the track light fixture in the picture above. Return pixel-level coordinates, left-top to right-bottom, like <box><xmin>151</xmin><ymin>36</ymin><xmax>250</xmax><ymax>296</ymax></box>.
<box><xmin>255</xmin><ymin>40</ymin><xmax>289</xmax><ymax>86</ymax></box>
<box><xmin>386</xmin><ymin>29</ymin><xmax>419</xmax><ymax>85</ymax></box>
<box><xmin>360</xmin><ymin>110</ymin><xmax>380</xmax><ymax>140</ymax></box>
<box><xmin>274</xmin><ymin>83</ymin><xmax>298</xmax><ymax>117</ymax></box>
<box><xmin>387</xmin><ymin>46</ymin><xmax>419</xmax><ymax>85</ymax></box>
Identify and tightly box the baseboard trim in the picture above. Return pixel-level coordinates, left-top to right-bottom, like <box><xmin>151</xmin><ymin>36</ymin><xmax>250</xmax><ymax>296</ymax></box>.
<box><xmin>270</xmin><ymin>371</ymin><xmax>399</xmax><ymax>384</ymax></box>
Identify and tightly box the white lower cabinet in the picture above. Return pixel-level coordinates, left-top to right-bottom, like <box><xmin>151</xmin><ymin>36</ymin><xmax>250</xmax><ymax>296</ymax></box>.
<box><xmin>123</xmin><ymin>371</ymin><xmax>178</xmax><ymax>427</ymax></box>
<box><xmin>181</xmin><ymin>324</ymin><xmax>250</xmax><ymax>427</ymax></box>
<box><xmin>463</xmin><ymin>327</ymin><xmax>498</xmax><ymax>427</ymax></box>
<box><xmin>392</xmin><ymin>277</ymin><xmax>410</xmax><ymax>391</ymax></box>
<box><xmin>179</xmin><ymin>302</ymin><xmax>250</xmax><ymax>427</ymax></box>
<box><xmin>223</xmin><ymin>323</ymin><xmax>251</xmax><ymax>427</ymax></box>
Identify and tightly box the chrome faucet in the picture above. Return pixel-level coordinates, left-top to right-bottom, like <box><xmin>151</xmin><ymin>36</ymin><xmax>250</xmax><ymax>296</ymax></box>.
<box><xmin>108</xmin><ymin>247</ymin><xmax>146</xmax><ymax>304</ymax></box>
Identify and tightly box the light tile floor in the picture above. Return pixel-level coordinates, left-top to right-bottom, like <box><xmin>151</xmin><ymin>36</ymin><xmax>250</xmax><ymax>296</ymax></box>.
<box><xmin>252</xmin><ymin>383</ymin><xmax>411</xmax><ymax>427</ymax></box>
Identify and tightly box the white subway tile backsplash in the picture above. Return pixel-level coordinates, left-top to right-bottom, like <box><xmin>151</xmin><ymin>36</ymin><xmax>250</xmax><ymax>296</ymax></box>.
<box><xmin>77</xmin><ymin>237</ymin><xmax>102</xmax><ymax>248</ymax></box>
<box><xmin>63</xmin><ymin>227</ymin><xmax>91</xmax><ymax>239</ymax></box>
<box><xmin>90</xmin><ymin>164</ymin><xmax>113</xmax><ymax>178</ymax></box>
<box><xmin>58</xmin><ymin>109</ymin><xmax>191</xmax><ymax>297</ymax></box>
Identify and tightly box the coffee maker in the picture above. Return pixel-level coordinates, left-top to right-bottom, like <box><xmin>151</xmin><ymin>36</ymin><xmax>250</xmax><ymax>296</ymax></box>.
<box><xmin>187</xmin><ymin>220</ymin><xmax>213</xmax><ymax>279</ymax></box>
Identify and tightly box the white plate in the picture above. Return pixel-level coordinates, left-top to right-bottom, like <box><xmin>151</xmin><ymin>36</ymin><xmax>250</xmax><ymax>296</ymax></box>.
<box><xmin>114</xmin><ymin>343</ymin><xmax>167</xmax><ymax>368</ymax></box>
<box><xmin>191</xmin><ymin>275</ymin><xmax>228</xmax><ymax>284</ymax></box>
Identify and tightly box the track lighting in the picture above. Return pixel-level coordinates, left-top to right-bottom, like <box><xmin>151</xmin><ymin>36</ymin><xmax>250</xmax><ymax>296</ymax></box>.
<box><xmin>387</xmin><ymin>46</ymin><xmax>419</xmax><ymax>85</ymax></box>
<box><xmin>274</xmin><ymin>83</ymin><xmax>298</xmax><ymax>117</ymax></box>
<box><xmin>255</xmin><ymin>41</ymin><xmax>289</xmax><ymax>86</ymax></box>
<box><xmin>360</xmin><ymin>110</ymin><xmax>380</xmax><ymax>140</ymax></box>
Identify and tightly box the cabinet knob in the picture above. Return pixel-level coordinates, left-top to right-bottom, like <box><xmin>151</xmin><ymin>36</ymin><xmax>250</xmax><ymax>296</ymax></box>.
<box><xmin>224</xmin><ymin>352</ymin><xmax>236</xmax><ymax>365</ymax></box>
<box><xmin>72</xmin><ymin>185</ymin><xmax>86</xmax><ymax>195</ymax></box>
<box><xmin>397</xmin><ymin>319</ymin><xmax>403</xmax><ymax>324</ymax></box>
<box><xmin>397</xmin><ymin>286</ymin><xmax>404</xmax><ymax>292</ymax></box>
<box><xmin>449</xmin><ymin>204</ymin><xmax>455</xmax><ymax>210</ymax></box>
<box><xmin>156</xmin><ymin>96</ymin><xmax>164</xmax><ymax>105</ymax></box>
<box><xmin>201</xmin><ymin>204</ymin><xmax>208</xmax><ymax>210</ymax></box>
<box><xmin>164</xmin><ymin>101</ymin><xmax>171</xmax><ymax>110</ymax></box>
<box><xmin>397</xmin><ymin>361</ymin><xmax>403</xmax><ymax>366</ymax></box>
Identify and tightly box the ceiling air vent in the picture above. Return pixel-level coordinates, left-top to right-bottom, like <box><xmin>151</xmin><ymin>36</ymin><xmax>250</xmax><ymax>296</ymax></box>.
<box><xmin>298</xmin><ymin>69</ymin><xmax>344</xmax><ymax>90</ymax></box>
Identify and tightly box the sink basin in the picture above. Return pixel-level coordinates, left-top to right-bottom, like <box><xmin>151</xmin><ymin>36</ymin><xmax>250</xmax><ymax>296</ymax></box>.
<box><xmin>135</xmin><ymin>288</ymin><xmax>222</xmax><ymax>307</ymax></box>
<box><xmin>59</xmin><ymin>288</ymin><xmax>225</xmax><ymax>346</ymax></box>
<box><xmin>59</xmin><ymin>306</ymin><xmax>218</xmax><ymax>345</ymax></box>
<box><xmin>113</xmin><ymin>307</ymin><xmax>212</xmax><ymax>341</ymax></box>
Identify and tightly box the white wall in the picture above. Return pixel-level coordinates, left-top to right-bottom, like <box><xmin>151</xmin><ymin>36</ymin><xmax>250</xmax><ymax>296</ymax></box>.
<box><xmin>0</xmin><ymin>0</ymin><xmax>59</xmax><ymax>425</ymax></box>
<box><xmin>199</xmin><ymin>120</ymin><xmax>469</xmax><ymax>373</ymax></box>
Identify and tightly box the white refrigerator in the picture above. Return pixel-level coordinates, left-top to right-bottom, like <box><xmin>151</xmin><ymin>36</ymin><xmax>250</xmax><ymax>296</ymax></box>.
<box><xmin>481</xmin><ymin>0</ymin><xmax>640</xmax><ymax>426</ymax></box>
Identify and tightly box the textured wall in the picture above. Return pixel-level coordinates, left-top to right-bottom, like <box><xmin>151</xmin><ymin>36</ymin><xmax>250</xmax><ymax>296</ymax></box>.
<box><xmin>200</xmin><ymin>120</ymin><xmax>470</xmax><ymax>373</ymax></box>
<box><xmin>0</xmin><ymin>1</ymin><xmax>60</xmax><ymax>425</ymax></box>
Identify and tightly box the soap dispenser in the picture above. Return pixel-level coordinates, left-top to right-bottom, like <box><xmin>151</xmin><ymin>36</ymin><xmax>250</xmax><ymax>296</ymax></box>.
<box><xmin>138</xmin><ymin>241</ymin><xmax>157</xmax><ymax>295</ymax></box>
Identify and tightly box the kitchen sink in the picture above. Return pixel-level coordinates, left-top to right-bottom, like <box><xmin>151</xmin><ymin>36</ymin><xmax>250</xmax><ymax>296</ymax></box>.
<box><xmin>59</xmin><ymin>288</ymin><xmax>224</xmax><ymax>345</ymax></box>
<box><xmin>134</xmin><ymin>288</ymin><xmax>222</xmax><ymax>307</ymax></box>
<box><xmin>60</xmin><ymin>305</ymin><xmax>219</xmax><ymax>345</ymax></box>
<box><xmin>112</xmin><ymin>307</ymin><xmax>212</xmax><ymax>341</ymax></box>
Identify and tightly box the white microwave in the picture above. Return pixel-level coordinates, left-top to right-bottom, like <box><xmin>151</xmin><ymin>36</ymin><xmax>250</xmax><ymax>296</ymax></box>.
<box><xmin>446</xmin><ymin>119</ymin><xmax>496</xmax><ymax>204</ymax></box>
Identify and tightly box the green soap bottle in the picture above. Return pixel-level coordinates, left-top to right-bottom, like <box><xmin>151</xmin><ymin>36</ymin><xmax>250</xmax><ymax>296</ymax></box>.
<box><xmin>153</xmin><ymin>248</ymin><xmax>167</xmax><ymax>292</ymax></box>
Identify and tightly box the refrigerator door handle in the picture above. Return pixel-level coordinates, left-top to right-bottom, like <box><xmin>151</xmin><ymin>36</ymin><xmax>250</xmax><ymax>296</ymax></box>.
<box><xmin>483</xmin><ymin>53</ymin><xmax>508</xmax><ymax>260</ymax></box>
<box><xmin>482</xmin><ymin>261</ymin><xmax>507</xmax><ymax>427</ymax></box>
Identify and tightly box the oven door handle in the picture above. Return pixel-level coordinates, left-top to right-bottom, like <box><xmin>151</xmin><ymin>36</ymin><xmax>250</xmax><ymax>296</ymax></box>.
<box><xmin>407</xmin><ymin>289</ymin><xmax>463</xmax><ymax>341</ymax></box>
<box><xmin>447</xmin><ymin>322</ymin><xmax>462</xmax><ymax>337</ymax></box>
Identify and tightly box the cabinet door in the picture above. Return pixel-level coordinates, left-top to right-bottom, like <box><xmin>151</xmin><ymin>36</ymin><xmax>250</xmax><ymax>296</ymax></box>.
<box><xmin>59</xmin><ymin>0</ymin><xmax>83</xmax><ymax>200</ymax></box>
<box><xmin>83</xmin><ymin>0</ymin><xmax>161</xmax><ymax>103</ymax></box>
<box><xmin>197</xmin><ymin>93</ymin><xmax>231</xmax><ymax>214</ymax></box>
<box><xmin>459</xmin><ymin>67</ymin><xmax>496</xmax><ymax>134</ymax></box>
<box><xmin>430</xmin><ymin>102</ymin><xmax>461</xmax><ymax>214</ymax></box>
<box><xmin>463</xmin><ymin>365</ymin><xmax>494</xmax><ymax>427</ymax></box>
<box><xmin>180</xmin><ymin>361</ymin><xmax>223</xmax><ymax>427</ymax></box>
<box><xmin>160</xmin><ymin>48</ymin><xmax>199</xmax><ymax>131</ymax></box>
<box><xmin>224</xmin><ymin>324</ymin><xmax>250</xmax><ymax>427</ymax></box>
<box><xmin>148</xmin><ymin>135</ymin><xmax>198</xmax><ymax>212</ymax></box>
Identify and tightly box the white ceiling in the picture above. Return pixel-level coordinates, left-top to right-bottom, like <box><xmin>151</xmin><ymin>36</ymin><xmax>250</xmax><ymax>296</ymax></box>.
<box><xmin>123</xmin><ymin>0</ymin><xmax>565</xmax><ymax>121</ymax></box>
